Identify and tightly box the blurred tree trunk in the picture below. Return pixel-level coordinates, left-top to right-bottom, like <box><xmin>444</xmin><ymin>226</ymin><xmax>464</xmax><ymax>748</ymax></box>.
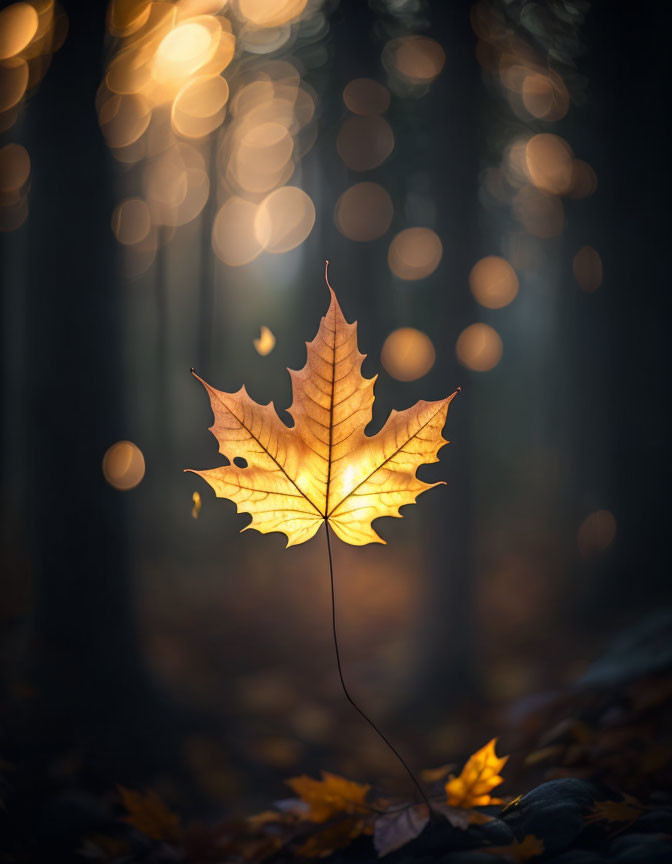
<box><xmin>14</xmin><ymin>3</ymin><xmax>167</xmax><ymax>777</ymax></box>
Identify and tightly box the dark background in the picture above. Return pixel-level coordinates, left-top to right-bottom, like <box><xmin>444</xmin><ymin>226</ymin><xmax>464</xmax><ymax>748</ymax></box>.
<box><xmin>1</xmin><ymin>0</ymin><xmax>671</xmax><ymax>841</ymax></box>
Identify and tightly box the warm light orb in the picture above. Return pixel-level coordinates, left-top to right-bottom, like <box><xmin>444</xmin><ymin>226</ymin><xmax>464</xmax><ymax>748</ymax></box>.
<box><xmin>171</xmin><ymin>74</ymin><xmax>229</xmax><ymax>138</ymax></box>
<box><xmin>153</xmin><ymin>18</ymin><xmax>220</xmax><ymax>85</ymax></box>
<box><xmin>388</xmin><ymin>227</ymin><xmax>443</xmax><ymax>280</ymax></box>
<box><xmin>456</xmin><ymin>323</ymin><xmax>503</xmax><ymax>372</ymax></box>
<box><xmin>525</xmin><ymin>133</ymin><xmax>574</xmax><ymax>195</ymax></box>
<box><xmin>0</xmin><ymin>3</ymin><xmax>39</xmax><ymax>61</ymax></box>
<box><xmin>336</xmin><ymin>115</ymin><xmax>394</xmax><ymax>171</ymax></box>
<box><xmin>568</xmin><ymin>159</ymin><xmax>598</xmax><ymax>199</ymax></box>
<box><xmin>255</xmin><ymin>185</ymin><xmax>315</xmax><ymax>253</ymax></box>
<box><xmin>577</xmin><ymin>509</ymin><xmax>617</xmax><ymax>557</ymax></box>
<box><xmin>469</xmin><ymin>256</ymin><xmax>519</xmax><ymax>309</ymax></box>
<box><xmin>212</xmin><ymin>196</ymin><xmax>264</xmax><ymax>266</ymax></box>
<box><xmin>381</xmin><ymin>328</ymin><xmax>436</xmax><ymax>382</ymax></box>
<box><xmin>238</xmin><ymin>0</ymin><xmax>307</xmax><ymax>28</ymax></box>
<box><xmin>334</xmin><ymin>182</ymin><xmax>393</xmax><ymax>242</ymax></box>
<box><xmin>103</xmin><ymin>440</ymin><xmax>146</xmax><ymax>490</ymax></box>
<box><xmin>0</xmin><ymin>56</ymin><xmax>29</xmax><ymax>111</ymax></box>
<box><xmin>254</xmin><ymin>325</ymin><xmax>276</xmax><ymax>356</ymax></box>
<box><xmin>0</xmin><ymin>142</ymin><xmax>30</xmax><ymax>193</ymax></box>
<box><xmin>384</xmin><ymin>35</ymin><xmax>445</xmax><ymax>84</ymax></box>
<box><xmin>111</xmin><ymin>197</ymin><xmax>151</xmax><ymax>245</ymax></box>
<box><xmin>573</xmin><ymin>246</ymin><xmax>602</xmax><ymax>292</ymax></box>
<box><xmin>229</xmin><ymin>120</ymin><xmax>294</xmax><ymax>194</ymax></box>
<box><xmin>342</xmin><ymin>78</ymin><xmax>390</xmax><ymax>115</ymax></box>
<box><xmin>513</xmin><ymin>185</ymin><xmax>564</xmax><ymax>238</ymax></box>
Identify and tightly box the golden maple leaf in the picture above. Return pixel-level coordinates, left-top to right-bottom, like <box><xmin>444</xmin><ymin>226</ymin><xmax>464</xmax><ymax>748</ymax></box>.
<box><xmin>188</xmin><ymin>279</ymin><xmax>458</xmax><ymax>546</ymax></box>
<box><xmin>445</xmin><ymin>738</ymin><xmax>509</xmax><ymax>809</ymax></box>
<box><xmin>286</xmin><ymin>771</ymin><xmax>371</xmax><ymax>823</ymax></box>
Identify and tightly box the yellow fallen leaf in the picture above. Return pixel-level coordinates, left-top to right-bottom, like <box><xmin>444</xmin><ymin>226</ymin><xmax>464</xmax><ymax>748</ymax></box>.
<box><xmin>483</xmin><ymin>834</ymin><xmax>544</xmax><ymax>862</ymax></box>
<box><xmin>254</xmin><ymin>325</ymin><xmax>276</xmax><ymax>356</ymax></box>
<box><xmin>445</xmin><ymin>738</ymin><xmax>509</xmax><ymax>809</ymax></box>
<box><xmin>118</xmin><ymin>786</ymin><xmax>181</xmax><ymax>843</ymax></box>
<box><xmin>189</xmin><ymin>274</ymin><xmax>458</xmax><ymax>547</ymax></box>
<box><xmin>191</xmin><ymin>490</ymin><xmax>201</xmax><ymax>519</ymax></box>
<box><xmin>286</xmin><ymin>771</ymin><xmax>371</xmax><ymax>823</ymax></box>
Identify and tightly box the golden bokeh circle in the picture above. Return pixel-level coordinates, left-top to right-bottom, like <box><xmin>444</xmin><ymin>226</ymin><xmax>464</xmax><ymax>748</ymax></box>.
<box><xmin>102</xmin><ymin>440</ymin><xmax>146</xmax><ymax>491</ymax></box>
<box><xmin>381</xmin><ymin>328</ymin><xmax>436</xmax><ymax>381</ymax></box>
<box><xmin>469</xmin><ymin>256</ymin><xmax>519</xmax><ymax>309</ymax></box>
<box><xmin>388</xmin><ymin>227</ymin><xmax>442</xmax><ymax>280</ymax></box>
<box><xmin>456</xmin><ymin>323</ymin><xmax>502</xmax><ymax>372</ymax></box>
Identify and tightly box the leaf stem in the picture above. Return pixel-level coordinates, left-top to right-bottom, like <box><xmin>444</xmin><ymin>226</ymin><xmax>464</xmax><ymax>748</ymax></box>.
<box><xmin>325</xmin><ymin>524</ymin><xmax>431</xmax><ymax>809</ymax></box>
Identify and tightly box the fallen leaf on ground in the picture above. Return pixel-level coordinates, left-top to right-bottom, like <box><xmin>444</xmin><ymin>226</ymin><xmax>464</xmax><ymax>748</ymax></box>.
<box><xmin>420</xmin><ymin>763</ymin><xmax>455</xmax><ymax>783</ymax></box>
<box><xmin>118</xmin><ymin>786</ymin><xmax>181</xmax><ymax>843</ymax></box>
<box><xmin>482</xmin><ymin>834</ymin><xmax>544</xmax><ymax>862</ymax></box>
<box><xmin>585</xmin><ymin>795</ymin><xmax>645</xmax><ymax>824</ymax></box>
<box><xmin>296</xmin><ymin>818</ymin><xmax>368</xmax><ymax>858</ymax></box>
<box><xmin>445</xmin><ymin>738</ymin><xmax>509</xmax><ymax>808</ymax></box>
<box><xmin>286</xmin><ymin>771</ymin><xmax>371</xmax><ymax>822</ymax></box>
<box><xmin>189</xmin><ymin>269</ymin><xmax>458</xmax><ymax>547</ymax></box>
<box><xmin>374</xmin><ymin>804</ymin><xmax>429</xmax><ymax>856</ymax></box>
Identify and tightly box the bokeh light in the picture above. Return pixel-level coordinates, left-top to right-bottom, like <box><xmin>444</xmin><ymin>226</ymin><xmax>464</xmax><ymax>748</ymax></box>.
<box><xmin>0</xmin><ymin>3</ymin><xmax>39</xmax><ymax>61</ymax></box>
<box><xmin>456</xmin><ymin>323</ymin><xmax>503</xmax><ymax>372</ymax></box>
<box><xmin>513</xmin><ymin>185</ymin><xmax>564</xmax><ymax>238</ymax></box>
<box><xmin>469</xmin><ymin>256</ymin><xmax>518</xmax><ymax>309</ymax></box>
<box><xmin>383</xmin><ymin>35</ymin><xmax>445</xmax><ymax>85</ymax></box>
<box><xmin>388</xmin><ymin>227</ymin><xmax>442</xmax><ymax>280</ymax></box>
<box><xmin>254</xmin><ymin>185</ymin><xmax>315</xmax><ymax>254</ymax></box>
<box><xmin>0</xmin><ymin>57</ymin><xmax>29</xmax><ymax>112</ymax></box>
<box><xmin>111</xmin><ymin>197</ymin><xmax>151</xmax><ymax>245</ymax></box>
<box><xmin>334</xmin><ymin>182</ymin><xmax>393</xmax><ymax>242</ymax></box>
<box><xmin>171</xmin><ymin>73</ymin><xmax>229</xmax><ymax>138</ymax></box>
<box><xmin>237</xmin><ymin>0</ymin><xmax>307</xmax><ymax>28</ymax></box>
<box><xmin>0</xmin><ymin>142</ymin><xmax>30</xmax><ymax>193</ymax></box>
<box><xmin>381</xmin><ymin>328</ymin><xmax>436</xmax><ymax>382</ymax></box>
<box><xmin>212</xmin><ymin>196</ymin><xmax>264</xmax><ymax>266</ymax></box>
<box><xmin>525</xmin><ymin>133</ymin><xmax>573</xmax><ymax>196</ymax></box>
<box><xmin>577</xmin><ymin>509</ymin><xmax>617</xmax><ymax>558</ymax></box>
<box><xmin>568</xmin><ymin>159</ymin><xmax>598</xmax><ymax>199</ymax></box>
<box><xmin>254</xmin><ymin>325</ymin><xmax>276</xmax><ymax>356</ymax></box>
<box><xmin>102</xmin><ymin>440</ymin><xmax>146</xmax><ymax>491</ymax></box>
<box><xmin>336</xmin><ymin>115</ymin><xmax>394</xmax><ymax>172</ymax></box>
<box><xmin>573</xmin><ymin>245</ymin><xmax>602</xmax><ymax>292</ymax></box>
<box><xmin>342</xmin><ymin>78</ymin><xmax>390</xmax><ymax>115</ymax></box>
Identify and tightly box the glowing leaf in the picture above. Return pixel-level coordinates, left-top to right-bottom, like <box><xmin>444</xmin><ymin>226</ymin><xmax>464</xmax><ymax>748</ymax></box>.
<box><xmin>481</xmin><ymin>834</ymin><xmax>544</xmax><ymax>862</ymax></box>
<box><xmin>445</xmin><ymin>739</ymin><xmax>509</xmax><ymax>809</ymax></box>
<box><xmin>118</xmin><ymin>787</ymin><xmax>181</xmax><ymax>843</ymax></box>
<box><xmin>286</xmin><ymin>771</ymin><xmax>371</xmax><ymax>823</ymax></box>
<box><xmin>189</xmin><ymin>275</ymin><xmax>458</xmax><ymax>546</ymax></box>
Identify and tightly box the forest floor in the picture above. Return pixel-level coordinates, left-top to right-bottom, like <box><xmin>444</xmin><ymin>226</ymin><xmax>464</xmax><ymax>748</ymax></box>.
<box><xmin>2</xmin><ymin>612</ymin><xmax>672</xmax><ymax>863</ymax></box>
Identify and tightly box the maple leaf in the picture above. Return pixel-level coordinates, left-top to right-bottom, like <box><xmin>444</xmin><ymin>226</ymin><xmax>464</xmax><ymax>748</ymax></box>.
<box><xmin>445</xmin><ymin>739</ymin><xmax>509</xmax><ymax>809</ymax></box>
<box><xmin>286</xmin><ymin>771</ymin><xmax>371</xmax><ymax>823</ymax></box>
<box><xmin>118</xmin><ymin>786</ymin><xmax>181</xmax><ymax>844</ymax></box>
<box><xmin>585</xmin><ymin>795</ymin><xmax>646</xmax><ymax>825</ymax></box>
<box><xmin>295</xmin><ymin>818</ymin><xmax>369</xmax><ymax>858</ymax></box>
<box><xmin>482</xmin><ymin>834</ymin><xmax>544</xmax><ymax>862</ymax></box>
<box><xmin>188</xmin><ymin>277</ymin><xmax>458</xmax><ymax>546</ymax></box>
<box><xmin>374</xmin><ymin>804</ymin><xmax>430</xmax><ymax>857</ymax></box>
